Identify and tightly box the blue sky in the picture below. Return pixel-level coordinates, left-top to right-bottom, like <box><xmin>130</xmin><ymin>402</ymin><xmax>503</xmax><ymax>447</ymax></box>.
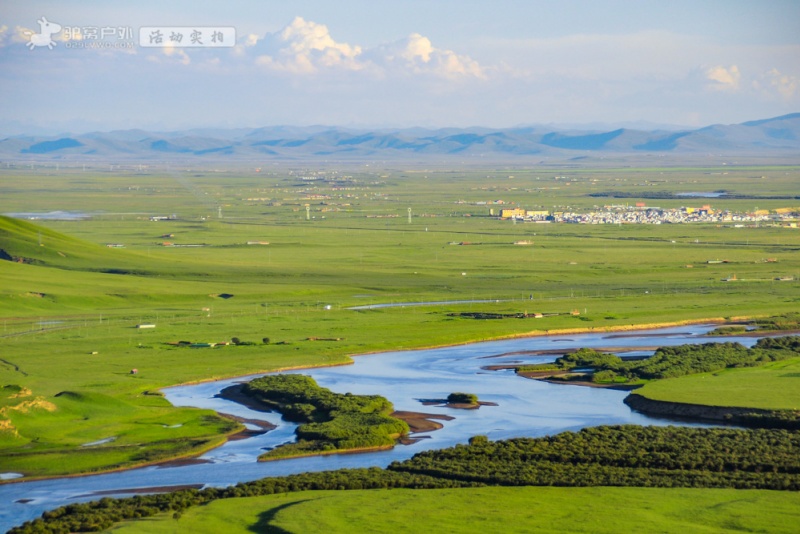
<box><xmin>1</xmin><ymin>1</ymin><xmax>798</xmax><ymax>134</ymax></box>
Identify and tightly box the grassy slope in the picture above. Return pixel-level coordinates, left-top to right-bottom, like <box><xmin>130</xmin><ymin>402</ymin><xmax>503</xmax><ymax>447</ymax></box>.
<box><xmin>635</xmin><ymin>357</ymin><xmax>800</xmax><ymax>410</ymax></box>
<box><xmin>109</xmin><ymin>487</ymin><xmax>800</xmax><ymax>534</ymax></box>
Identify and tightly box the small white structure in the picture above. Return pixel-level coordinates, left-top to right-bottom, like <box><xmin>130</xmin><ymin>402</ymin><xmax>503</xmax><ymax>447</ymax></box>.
<box><xmin>136</xmin><ymin>324</ymin><xmax>156</xmax><ymax>329</ymax></box>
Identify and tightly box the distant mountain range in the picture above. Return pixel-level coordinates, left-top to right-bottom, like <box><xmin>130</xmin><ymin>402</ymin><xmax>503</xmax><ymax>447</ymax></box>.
<box><xmin>2</xmin><ymin>113</ymin><xmax>798</xmax><ymax>162</ymax></box>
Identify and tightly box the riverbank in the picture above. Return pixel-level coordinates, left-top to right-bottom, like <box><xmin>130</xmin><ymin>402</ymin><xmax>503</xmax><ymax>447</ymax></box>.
<box><xmin>360</xmin><ymin>318</ymin><xmax>729</xmax><ymax>357</ymax></box>
<box><xmin>500</xmin><ymin>318</ymin><xmax>728</xmax><ymax>341</ymax></box>
<box><xmin>624</xmin><ymin>393</ymin><xmax>800</xmax><ymax>429</ymax></box>
<box><xmin>391</xmin><ymin>411</ymin><xmax>455</xmax><ymax>433</ymax></box>
<box><xmin>519</xmin><ymin>371</ymin><xmax>642</xmax><ymax>391</ymax></box>
<box><xmin>258</xmin><ymin>443</ymin><xmax>397</xmax><ymax>462</ymax></box>
<box><xmin>163</xmin><ymin>360</ymin><xmax>355</xmax><ymax>389</ymax></box>
<box><xmin>162</xmin><ymin>319</ymin><xmax>729</xmax><ymax>391</ymax></box>
<box><xmin>0</xmin><ymin>426</ymin><xmax>241</xmax><ymax>486</ymax></box>
<box><xmin>418</xmin><ymin>400</ymin><xmax>499</xmax><ymax>410</ymax></box>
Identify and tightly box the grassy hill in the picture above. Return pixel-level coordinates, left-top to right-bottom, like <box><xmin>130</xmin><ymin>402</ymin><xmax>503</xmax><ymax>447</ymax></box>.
<box><xmin>0</xmin><ymin>215</ymin><xmax>145</xmax><ymax>272</ymax></box>
<box><xmin>108</xmin><ymin>486</ymin><xmax>800</xmax><ymax>534</ymax></box>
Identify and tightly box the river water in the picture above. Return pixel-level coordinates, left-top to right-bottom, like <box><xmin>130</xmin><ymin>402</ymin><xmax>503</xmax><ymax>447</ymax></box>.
<box><xmin>0</xmin><ymin>324</ymin><xmax>761</xmax><ymax>530</ymax></box>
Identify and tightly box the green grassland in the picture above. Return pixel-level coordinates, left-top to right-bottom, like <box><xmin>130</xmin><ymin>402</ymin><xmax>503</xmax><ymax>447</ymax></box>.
<box><xmin>108</xmin><ymin>487</ymin><xmax>800</xmax><ymax>534</ymax></box>
<box><xmin>0</xmin><ymin>164</ymin><xmax>799</xmax><ymax>477</ymax></box>
<box><xmin>636</xmin><ymin>357</ymin><xmax>800</xmax><ymax>410</ymax></box>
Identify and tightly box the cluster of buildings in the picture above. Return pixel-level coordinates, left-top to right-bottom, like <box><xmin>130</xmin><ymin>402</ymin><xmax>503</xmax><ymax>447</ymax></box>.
<box><xmin>497</xmin><ymin>205</ymin><xmax>798</xmax><ymax>225</ymax></box>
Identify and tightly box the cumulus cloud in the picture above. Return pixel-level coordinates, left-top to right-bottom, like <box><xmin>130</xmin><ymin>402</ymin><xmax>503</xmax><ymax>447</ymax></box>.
<box><xmin>706</xmin><ymin>65</ymin><xmax>741</xmax><ymax>90</ymax></box>
<box><xmin>145</xmin><ymin>45</ymin><xmax>191</xmax><ymax>66</ymax></box>
<box><xmin>232</xmin><ymin>33</ymin><xmax>259</xmax><ymax>57</ymax></box>
<box><xmin>369</xmin><ymin>33</ymin><xmax>485</xmax><ymax>79</ymax></box>
<box><xmin>763</xmin><ymin>68</ymin><xmax>798</xmax><ymax>98</ymax></box>
<box><xmin>245</xmin><ymin>17</ymin><xmax>484</xmax><ymax>79</ymax></box>
<box><xmin>163</xmin><ymin>45</ymin><xmax>191</xmax><ymax>65</ymax></box>
<box><xmin>251</xmin><ymin>16</ymin><xmax>363</xmax><ymax>73</ymax></box>
<box><xmin>8</xmin><ymin>25</ymin><xmax>41</xmax><ymax>44</ymax></box>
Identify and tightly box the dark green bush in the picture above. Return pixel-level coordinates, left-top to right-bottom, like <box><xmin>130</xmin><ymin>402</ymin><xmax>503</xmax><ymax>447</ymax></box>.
<box><xmin>447</xmin><ymin>392</ymin><xmax>478</xmax><ymax>404</ymax></box>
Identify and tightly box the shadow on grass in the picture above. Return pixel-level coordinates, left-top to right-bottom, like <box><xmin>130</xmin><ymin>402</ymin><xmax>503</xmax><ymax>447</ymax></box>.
<box><xmin>249</xmin><ymin>499</ymin><xmax>312</xmax><ymax>534</ymax></box>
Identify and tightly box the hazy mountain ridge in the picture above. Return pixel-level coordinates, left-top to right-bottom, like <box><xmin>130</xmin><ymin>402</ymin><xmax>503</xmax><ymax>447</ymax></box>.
<box><xmin>1</xmin><ymin>113</ymin><xmax>798</xmax><ymax>161</ymax></box>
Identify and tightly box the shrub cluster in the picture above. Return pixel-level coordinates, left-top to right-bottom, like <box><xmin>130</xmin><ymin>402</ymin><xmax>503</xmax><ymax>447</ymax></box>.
<box><xmin>242</xmin><ymin>374</ymin><xmax>408</xmax><ymax>459</ymax></box>
<box><xmin>751</xmin><ymin>313</ymin><xmax>800</xmax><ymax>332</ymax></box>
<box><xmin>447</xmin><ymin>392</ymin><xmax>478</xmax><ymax>404</ymax></box>
<box><xmin>519</xmin><ymin>337</ymin><xmax>800</xmax><ymax>383</ymax></box>
<box><xmin>391</xmin><ymin>425</ymin><xmax>800</xmax><ymax>490</ymax></box>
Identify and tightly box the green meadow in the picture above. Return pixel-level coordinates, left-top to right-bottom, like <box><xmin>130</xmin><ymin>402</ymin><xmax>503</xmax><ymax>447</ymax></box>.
<box><xmin>636</xmin><ymin>356</ymin><xmax>800</xmax><ymax>410</ymax></box>
<box><xmin>0</xmin><ymin>164</ymin><xmax>799</xmax><ymax>477</ymax></box>
<box><xmin>108</xmin><ymin>486</ymin><xmax>800</xmax><ymax>534</ymax></box>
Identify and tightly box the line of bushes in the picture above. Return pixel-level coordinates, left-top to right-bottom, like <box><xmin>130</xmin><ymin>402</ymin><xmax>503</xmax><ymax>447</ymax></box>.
<box><xmin>390</xmin><ymin>425</ymin><xmax>800</xmax><ymax>489</ymax></box>
<box><xmin>709</xmin><ymin>314</ymin><xmax>800</xmax><ymax>336</ymax></box>
<box><xmin>518</xmin><ymin>336</ymin><xmax>800</xmax><ymax>383</ymax></box>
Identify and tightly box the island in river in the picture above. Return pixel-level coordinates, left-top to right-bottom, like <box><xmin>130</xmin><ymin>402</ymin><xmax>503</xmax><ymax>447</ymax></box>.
<box><xmin>222</xmin><ymin>374</ymin><xmax>464</xmax><ymax>460</ymax></box>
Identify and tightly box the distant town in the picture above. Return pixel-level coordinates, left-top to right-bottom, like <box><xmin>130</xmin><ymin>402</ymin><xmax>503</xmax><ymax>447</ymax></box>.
<box><xmin>495</xmin><ymin>205</ymin><xmax>799</xmax><ymax>226</ymax></box>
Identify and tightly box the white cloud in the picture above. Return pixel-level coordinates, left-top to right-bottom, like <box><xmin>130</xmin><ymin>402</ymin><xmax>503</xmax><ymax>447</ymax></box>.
<box><xmin>251</xmin><ymin>16</ymin><xmax>363</xmax><ymax>73</ymax></box>
<box><xmin>763</xmin><ymin>68</ymin><xmax>799</xmax><ymax>98</ymax></box>
<box><xmin>232</xmin><ymin>33</ymin><xmax>259</xmax><ymax>57</ymax></box>
<box><xmin>163</xmin><ymin>45</ymin><xmax>191</xmax><ymax>65</ymax></box>
<box><xmin>401</xmin><ymin>33</ymin><xmax>433</xmax><ymax>63</ymax></box>
<box><xmin>11</xmin><ymin>25</ymin><xmax>37</xmax><ymax>44</ymax></box>
<box><xmin>145</xmin><ymin>45</ymin><xmax>191</xmax><ymax>66</ymax></box>
<box><xmin>371</xmin><ymin>33</ymin><xmax>485</xmax><ymax>79</ymax></box>
<box><xmin>706</xmin><ymin>65</ymin><xmax>741</xmax><ymax>90</ymax></box>
<box><xmin>245</xmin><ymin>17</ymin><xmax>484</xmax><ymax>79</ymax></box>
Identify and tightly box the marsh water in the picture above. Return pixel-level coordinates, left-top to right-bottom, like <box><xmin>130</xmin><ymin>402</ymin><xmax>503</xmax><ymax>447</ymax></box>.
<box><xmin>0</xmin><ymin>324</ymin><xmax>763</xmax><ymax>530</ymax></box>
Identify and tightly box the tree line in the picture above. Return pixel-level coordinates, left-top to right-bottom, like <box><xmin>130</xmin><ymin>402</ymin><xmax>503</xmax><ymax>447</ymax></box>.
<box><xmin>391</xmin><ymin>425</ymin><xmax>800</xmax><ymax>489</ymax></box>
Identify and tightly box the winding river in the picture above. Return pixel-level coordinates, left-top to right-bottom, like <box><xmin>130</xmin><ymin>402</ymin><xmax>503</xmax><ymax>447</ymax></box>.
<box><xmin>0</xmin><ymin>324</ymin><xmax>763</xmax><ymax>530</ymax></box>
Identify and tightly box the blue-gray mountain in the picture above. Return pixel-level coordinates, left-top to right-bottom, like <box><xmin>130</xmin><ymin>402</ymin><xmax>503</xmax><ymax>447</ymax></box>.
<box><xmin>3</xmin><ymin>113</ymin><xmax>798</xmax><ymax>161</ymax></box>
